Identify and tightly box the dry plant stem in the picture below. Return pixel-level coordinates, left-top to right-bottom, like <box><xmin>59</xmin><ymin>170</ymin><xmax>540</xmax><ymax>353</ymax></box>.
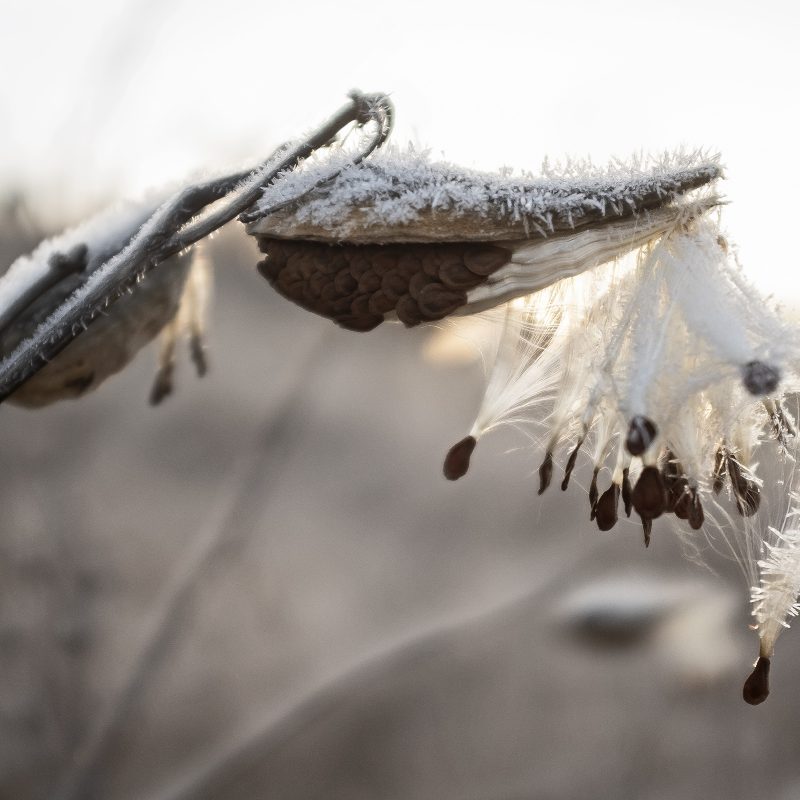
<box><xmin>153</xmin><ymin>538</ymin><xmax>610</xmax><ymax>800</ymax></box>
<box><xmin>50</xmin><ymin>337</ymin><xmax>329</xmax><ymax>800</ymax></box>
<box><xmin>0</xmin><ymin>246</ymin><xmax>90</xmax><ymax>334</ymax></box>
<box><xmin>0</xmin><ymin>91</ymin><xmax>393</xmax><ymax>403</ymax></box>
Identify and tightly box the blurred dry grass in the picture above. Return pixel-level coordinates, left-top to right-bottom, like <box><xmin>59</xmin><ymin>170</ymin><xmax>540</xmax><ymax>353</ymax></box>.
<box><xmin>1</xmin><ymin>205</ymin><xmax>800</xmax><ymax>800</ymax></box>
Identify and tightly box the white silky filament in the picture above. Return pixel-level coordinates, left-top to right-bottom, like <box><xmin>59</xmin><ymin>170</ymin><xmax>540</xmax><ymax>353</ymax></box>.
<box><xmin>443</xmin><ymin>212</ymin><xmax>800</xmax><ymax>703</ymax></box>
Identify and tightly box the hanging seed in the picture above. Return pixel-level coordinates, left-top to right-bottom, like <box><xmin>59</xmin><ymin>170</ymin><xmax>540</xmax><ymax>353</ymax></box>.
<box><xmin>727</xmin><ymin>458</ymin><xmax>761</xmax><ymax>517</ymax></box>
<box><xmin>538</xmin><ymin>451</ymin><xmax>554</xmax><ymax>495</ymax></box>
<box><xmin>673</xmin><ymin>489</ymin><xmax>692</xmax><ymax>520</ymax></box>
<box><xmin>561</xmin><ymin>436</ymin><xmax>585</xmax><ymax>491</ymax></box>
<box><xmin>595</xmin><ymin>483</ymin><xmax>620</xmax><ymax>531</ymax></box>
<box><xmin>589</xmin><ymin>466</ymin><xmax>600</xmax><ymax>519</ymax></box>
<box><xmin>621</xmin><ymin>468</ymin><xmax>633</xmax><ymax>517</ymax></box>
<box><xmin>625</xmin><ymin>415</ymin><xmax>658</xmax><ymax>456</ymax></box>
<box><xmin>443</xmin><ymin>436</ymin><xmax>477</xmax><ymax>481</ymax></box>
<box><xmin>742</xmin><ymin>361</ymin><xmax>781</xmax><ymax>396</ymax></box>
<box><xmin>661</xmin><ymin>450</ymin><xmax>687</xmax><ymax>513</ymax></box>
<box><xmin>631</xmin><ymin>467</ymin><xmax>667</xmax><ymax>520</ymax></box>
<box><xmin>742</xmin><ymin>656</ymin><xmax>770</xmax><ymax>705</ymax></box>
<box><xmin>688</xmin><ymin>490</ymin><xmax>705</xmax><ymax>530</ymax></box>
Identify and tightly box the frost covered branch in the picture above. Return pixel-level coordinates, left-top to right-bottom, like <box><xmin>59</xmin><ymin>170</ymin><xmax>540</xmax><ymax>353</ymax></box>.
<box><xmin>0</xmin><ymin>91</ymin><xmax>393</xmax><ymax>403</ymax></box>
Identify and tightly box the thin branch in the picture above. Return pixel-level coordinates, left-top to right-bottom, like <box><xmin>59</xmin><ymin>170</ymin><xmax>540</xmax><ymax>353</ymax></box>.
<box><xmin>49</xmin><ymin>335</ymin><xmax>330</xmax><ymax>800</ymax></box>
<box><xmin>152</xmin><ymin>537</ymin><xmax>608</xmax><ymax>800</ymax></box>
<box><xmin>0</xmin><ymin>91</ymin><xmax>393</xmax><ymax>403</ymax></box>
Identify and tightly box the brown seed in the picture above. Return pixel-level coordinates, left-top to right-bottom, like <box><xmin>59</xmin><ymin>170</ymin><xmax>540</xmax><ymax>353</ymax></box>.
<box><xmin>561</xmin><ymin>436</ymin><xmax>585</xmax><ymax>491</ymax></box>
<box><xmin>408</xmin><ymin>271</ymin><xmax>431</xmax><ymax>301</ymax></box>
<box><xmin>443</xmin><ymin>435</ymin><xmax>477</xmax><ymax>481</ymax></box>
<box><xmin>742</xmin><ymin>361</ymin><xmax>781</xmax><ymax>396</ymax></box>
<box><xmin>625</xmin><ymin>415</ymin><xmax>658</xmax><ymax>456</ymax></box>
<box><xmin>621</xmin><ymin>468</ymin><xmax>633</xmax><ymax>517</ymax></box>
<box><xmin>357</xmin><ymin>270</ymin><xmax>382</xmax><ymax>294</ymax></box>
<box><xmin>735</xmin><ymin>484</ymin><xmax>761</xmax><ymax>517</ymax></box>
<box><xmin>335</xmin><ymin>314</ymin><xmax>383</xmax><ymax>332</ymax></box>
<box><xmin>395</xmin><ymin>295</ymin><xmax>423</xmax><ymax>327</ymax></box>
<box><xmin>308</xmin><ymin>270</ymin><xmax>331</xmax><ymax>297</ymax></box>
<box><xmin>397</xmin><ymin>252</ymin><xmax>423</xmax><ymax>279</ymax></box>
<box><xmin>661</xmin><ymin>449</ymin><xmax>685</xmax><ymax>513</ymax></box>
<box><xmin>463</xmin><ymin>246</ymin><xmax>510</xmax><ymax>276</ymax></box>
<box><xmin>688</xmin><ymin>491</ymin><xmax>705</xmax><ymax>530</ymax></box>
<box><xmin>595</xmin><ymin>483</ymin><xmax>620</xmax><ymax>532</ymax></box>
<box><xmin>632</xmin><ymin>467</ymin><xmax>667</xmax><ymax>520</ymax></box>
<box><xmin>589</xmin><ymin>467</ymin><xmax>600</xmax><ymax>519</ymax></box>
<box><xmin>727</xmin><ymin>458</ymin><xmax>761</xmax><ymax>516</ymax></box>
<box><xmin>742</xmin><ymin>656</ymin><xmax>770</xmax><ymax>705</ymax></box>
<box><xmin>438</xmin><ymin>260</ymin><xmax>485</xmax><ymax>289</ymax></box>
<box><xmin>257</xmin><ymin>255</ymin><xmax>283</xmax><ymax>281</ymax></box>
<box><xmin>416</xmin><ymin>284</ymin><xmax>467</xmax><ymax>319</ymax></box>
<box><xmin>368</xmin><ymin>291</ymin><xmax>396</xmax><ymax>315</ymax></box>
<box><xmin>381</xmin><ymin>270</ymin><xmax>409</xmax><ymax>301</ymax></box>
<box><xmin>346</xmin><ymin>252</ymin><xmax>372</xmax><ymax>279</ymax></box>
<box><xmin>334</xmin><ymin>270</ymin><xmax>358</xmax><ymax>296</ymax></box>
<box><xmin>673</xmin><ymin>488</ymin><xmax>691</xmax><ymax>520</ymax></box>
<box><xmin>350</xmin><ymin>295</ymin><xmax>373</xmax><ymax>317</ymax></box>
<box><xmin>538</xmin><ymin>451</ymin><xmax>554</xmax><ymax>495</ymax></box>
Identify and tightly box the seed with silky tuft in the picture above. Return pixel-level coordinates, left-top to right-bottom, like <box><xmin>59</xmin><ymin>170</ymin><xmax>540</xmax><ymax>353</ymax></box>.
<box><xmin>632</xmin><ymin>467</ymin><xmax>668</xmax><ymax>520</ymax></box>
<box><xmin>595</xmin><ymin>483</ymin><xmax>620</xmax><ymax>531</ymax></box>
<box><xmin>443</xmin><ymin>436</ymin><xmax>477</xmax><ymax>481</ymax></box>
<box><xmin>742</xmin><ymin>360</ymin><xmax>781</xmax><ymax>396</ymax></box>
<box><xmin>538</xmin><ymin>451</ymin><xmax>554</xmax><ymax>495</ymax></box>
<box><xmin>625</xmin><ymin>415</ymin><xmax>658</xmax><ymax>456</ymax></box>
<box><xmin>621</xmin><ymin>468</ymin><xmax>633</xmax><ymax>517</ymax></box>
<box><xmin>742</xmin><ymin>656</ymin><xmax>770</xmax><ymax>705</ymax></box>
<box><xmin>561</xmin><ymin>437</ymin><xmax>584</xmax><ymax>491</ymax></box>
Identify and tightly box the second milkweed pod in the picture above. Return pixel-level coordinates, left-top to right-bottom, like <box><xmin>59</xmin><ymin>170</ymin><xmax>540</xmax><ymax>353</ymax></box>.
<box><xmin>0</xmin><ymin>192</ymin><xmax>212</xmax><ymax>408</ymax></box>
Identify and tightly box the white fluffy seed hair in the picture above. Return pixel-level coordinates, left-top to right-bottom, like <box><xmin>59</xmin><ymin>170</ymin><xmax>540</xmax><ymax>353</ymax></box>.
<box><xmin>456</xmin><ymin>208</ymin><xmax>800</xmax><ymax>653</ymax></box>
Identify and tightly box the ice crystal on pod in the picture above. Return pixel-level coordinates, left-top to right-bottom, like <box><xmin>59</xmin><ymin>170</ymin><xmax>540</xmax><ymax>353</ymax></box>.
<box><xmin>444</xmin><ymin>215</ymin><xmax>800</xmax><ymax>703</ymax></box>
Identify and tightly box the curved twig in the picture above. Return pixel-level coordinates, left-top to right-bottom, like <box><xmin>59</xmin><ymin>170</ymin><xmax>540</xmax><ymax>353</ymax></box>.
<box><xmin>0</xmin><ymin>90</ymin><xmax>394</xmax><ymax>403</ymax></box>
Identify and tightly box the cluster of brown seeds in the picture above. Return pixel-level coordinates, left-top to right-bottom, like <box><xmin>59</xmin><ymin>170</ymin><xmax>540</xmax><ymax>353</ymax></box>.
<box><xmin>445</xmin><ymin>412</ymin><xmax>772</xmax><ymax>549</ymax></box>
<box><xmin>255</xmin><ymin>237</ymin><xmax>510</xmax><ymax>331</ymax></box>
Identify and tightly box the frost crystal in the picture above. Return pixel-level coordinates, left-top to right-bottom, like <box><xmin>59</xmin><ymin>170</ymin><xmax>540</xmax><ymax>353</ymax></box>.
<box><xmin>250</xmin><ymin>147</ymin><xmax>721</xmax><ymax>239</ymax></box>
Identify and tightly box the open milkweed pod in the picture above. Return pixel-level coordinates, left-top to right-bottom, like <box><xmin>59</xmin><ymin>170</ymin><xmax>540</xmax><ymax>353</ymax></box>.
<box><xmin>245</xmin><ymin>148</ymin><xmax>722</xmax><ymax>331</ymax></box>
<box><xmin>0</xmin><ymin>197</ymin><xmax>211</xmax><ymax>407</ymax></box>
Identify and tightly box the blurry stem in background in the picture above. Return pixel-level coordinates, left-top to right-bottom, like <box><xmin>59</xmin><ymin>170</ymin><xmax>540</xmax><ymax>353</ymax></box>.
<box><xmin>49</xmin><ymin>335</ymin><xmax>330</xmax><ymax>800</ymax></box>
<box><xmin>0</xmin><ymin>91</ymin><xmax>394</xmax><ymax>402</ymax></box>
<box><xmin>152</xmin><ymin>538</ymin><xmax>610</xmax><ymax>800</ymax></box>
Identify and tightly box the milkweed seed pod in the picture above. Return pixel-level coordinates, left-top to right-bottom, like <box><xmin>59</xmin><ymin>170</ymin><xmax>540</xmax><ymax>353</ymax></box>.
<box><xmin>245</xmin><ymin>148</ymin><xmax>721</xmax><ymax>330</ymax></box>
<box><xmin>0</xmin><ymin>198</ymin><xmax>209</xmax><ymax>407</ymax></box>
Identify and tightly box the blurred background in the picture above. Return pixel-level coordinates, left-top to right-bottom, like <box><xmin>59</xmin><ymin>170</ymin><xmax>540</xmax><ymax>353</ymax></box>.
<box><xmin>2</xmin><ymin>1</ymin><xmax>800</xmax><ymax>798</ymax></box>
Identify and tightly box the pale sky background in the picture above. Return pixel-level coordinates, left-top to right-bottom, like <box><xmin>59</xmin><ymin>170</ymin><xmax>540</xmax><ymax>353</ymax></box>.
<box><xmin>1</xmin><ymin>0</ymin><xmax>798</xmax><ymax>294</ymax></box>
